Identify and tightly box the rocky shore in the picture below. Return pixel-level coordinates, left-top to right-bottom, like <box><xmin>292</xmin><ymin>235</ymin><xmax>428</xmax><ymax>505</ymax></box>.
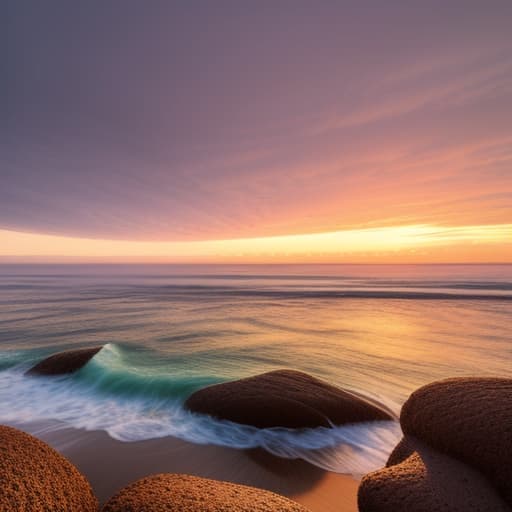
<box><xmin>358</xmin><ymin>378</ymin><xmax>512</xmax><ymax>511</ymax></box>
<box><xmin>3</xmin><ymin>347</ymin><xmax>510</xmax><ymax>511</ymax></box>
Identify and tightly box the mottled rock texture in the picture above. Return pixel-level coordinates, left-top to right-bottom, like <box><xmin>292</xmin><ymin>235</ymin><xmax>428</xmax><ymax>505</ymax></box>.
<box><xmin>185</xmin><ymin>369</ymin><xmax>393</xmax><ymax>428</ymax></box>
<box><xmin>358</xmin><ymin>437</ymin><xmax>510</xmax><ymax>512</ymax></box>
<box><xmin>0</xmin><ymin>425</ymin><xmax>98</xmax><ymax>512</ymax></box>
<box><xmin>401</xmin><ymin>377</ymin><xmax>512</xmax><ymax>505</ymax></box>
<box><xmin>101</xmin><ymin>473</ymin><xmax>311</xmax><ymax>511</ymax></box>
<box><xmin>358</xmin><ymin>377</ymin><xmax>512</xmax><ymax>512</ymax></box>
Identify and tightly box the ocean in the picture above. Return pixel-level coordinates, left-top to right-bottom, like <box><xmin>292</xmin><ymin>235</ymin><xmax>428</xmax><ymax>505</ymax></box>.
<box><xmin>0</xmin><ymin>263</ymin><xmax>511</xmax><ymax>476</ymax></box>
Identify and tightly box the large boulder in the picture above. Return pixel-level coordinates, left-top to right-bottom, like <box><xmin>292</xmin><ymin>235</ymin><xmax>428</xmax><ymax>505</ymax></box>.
<box><xmin>185</xmin><ymin>369</ymin><xmax>393</xmax><ymax>428</ymax></box>
<box><xmin>27</xmin><ymin>346</ymin><xmax>103</xmax><ymax>376</ymax></box>
<box><xmin>101</xmin><ymin>473</ymin><xmax>310</xmax><ymax>511</ymax></box>
<box><xmin>400</xmin><ymin>377</ymin><xmax>512</xmax><ymax>505</ymax></box>
<box><xmin>358</xmin><ymin>436</ymin><xmax>510</xmax><ymax>512</ymax></box>
<box><xmin>0</xmin><ymin>425</ymin><xmax>98</xmax><ymax>511</ymax></box>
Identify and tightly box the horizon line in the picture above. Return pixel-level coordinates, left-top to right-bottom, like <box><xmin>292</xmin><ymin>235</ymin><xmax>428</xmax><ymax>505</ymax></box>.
<box><xmin>1</xmin><ymin>261</ymin><xmax>511</xmax><ymax>266</ymax></box>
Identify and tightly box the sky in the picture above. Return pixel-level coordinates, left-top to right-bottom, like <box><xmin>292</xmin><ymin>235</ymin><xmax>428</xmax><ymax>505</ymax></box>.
<box><xmin>2</xmin><ymin>1</ymin><xmax>512</xmax><ymax>263</ymax></box>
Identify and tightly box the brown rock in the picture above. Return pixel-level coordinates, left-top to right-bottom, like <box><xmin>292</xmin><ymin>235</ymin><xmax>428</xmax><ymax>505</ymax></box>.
<box><xmin>358</xmin><ymin>436</ymin><xmax>510</xmax><ymax>512</ymax></box>
<box><xmin>185</xmin><ymin>369</ymin><xmax>393</xmax><ymax>428</ymax></box>
<box><xmin>0</xmin><ymin>425</ymin><xmax>98</xmax><ymax>511</ymax></box>
<box><xmin>385</xmin><ymin>435</ymin><xmax>416</xmax><ymax>466</ymax></box>
<box><xmin>400</xmin><ymin>377</ymin><xmax>512</xmax><ymax>505</ymax></box>
<box><xmin>27</xmin><ymin>346</ymin><xmax>103</xmax><ymax>375</ymax></box>
<box><xmin>101</xmin><ymin>473</ymin><xmax>310</xmax><ymax>511</ymax></box>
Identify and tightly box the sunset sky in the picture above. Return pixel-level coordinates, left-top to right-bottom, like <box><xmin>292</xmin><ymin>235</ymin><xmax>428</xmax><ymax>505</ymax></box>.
<box><xmin>3</xmin><ymin>1</ymin><xmax>511</xmax><ymax>263</ymax></box>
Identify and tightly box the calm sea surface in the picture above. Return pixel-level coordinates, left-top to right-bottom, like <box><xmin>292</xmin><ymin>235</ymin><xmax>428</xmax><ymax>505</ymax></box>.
<box><xmin>0</xmin><ymin>264</ymin><xmax>511</xmax><ymax>474</ymax></box>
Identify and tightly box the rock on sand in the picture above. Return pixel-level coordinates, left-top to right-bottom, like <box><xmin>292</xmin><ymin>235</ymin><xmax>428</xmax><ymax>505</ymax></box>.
<box><xmin>358</xmin><ymin>377</ymin><xmax>512</xmax><ymax>511</ymax></box>
<box><xmin>101</xmin><ymin>473</ymin><xmax>311</xmax><ymax>511</ymax></box>
<box><xmin>401</xmin><ymin>377</ymin><xmax>512</xmax><ymax>506</ymax></box>
<box><xmin>358</xmin><ymin>436</ymin><xmax>510</xmax><ymax>512</ymax></box>
<box><xmin>0</xmin><ymin>425</ymin><xmax>98</xmax><ymax>511</ymax></box>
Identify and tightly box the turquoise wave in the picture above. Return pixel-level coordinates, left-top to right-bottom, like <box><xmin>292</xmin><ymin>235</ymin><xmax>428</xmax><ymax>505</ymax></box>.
<box><xmin>0</xmin><ymin>346</ymin><xmax>57</xmax><ymax>372</ymax></box>
<box><xmin>77</xmin><ymin>344</ymin><xmax>222</xmax><ymax>401</ymax></box>
<box><xmin>1</xmin><ymin>343</ymin><xmax>224</xmax><ymax>402</ymax></box>
<box><xmin>0</xmin><ymin>343</ymin><xmax>402</xmax><ymax>475</ymax></box>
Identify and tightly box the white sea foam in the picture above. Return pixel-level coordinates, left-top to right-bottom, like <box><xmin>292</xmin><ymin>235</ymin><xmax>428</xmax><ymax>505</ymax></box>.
<box><xmin>1</xmin><ymin>265</ymin><xmax>511</xmax><ymax>476</ymax></box>
<box><xmin>0</xmin><ymin>365</ymin><xmax>401</xmax><ymax>476</ymax></box>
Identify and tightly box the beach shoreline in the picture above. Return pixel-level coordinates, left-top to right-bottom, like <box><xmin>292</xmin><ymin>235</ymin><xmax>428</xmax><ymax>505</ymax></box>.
<box><xmin>7</xmin><ymin>420</ymin><xmax>359</xmax><ymax>512</ymax></box>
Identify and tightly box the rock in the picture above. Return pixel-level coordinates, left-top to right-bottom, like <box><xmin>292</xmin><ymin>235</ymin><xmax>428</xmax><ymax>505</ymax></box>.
<box><xmin>0</xmin><ymin>425</ymin><xmax>98</xmax><ymax>512</ymax></box>
<box><xmin>358</xmin><ymin>436</ymin><xmax>510</xmax><ymax>512</ymax></box>
<box><xmin>385</xmin><ymin>435</ymin><xmax>416</xmax><ymax>466</ymax></box>
<box><xmin>101</xmin><ymin>473</ymin><xmax>310</xmax><ymax>511</ymax></box>
<box><xmin>27</xmin><ymin>346</ymin><xmax>103</xmax><ymax>375</ymax></box>
<box><xmin>400</xmin><ymin>377</ymin><xmax>512</xmax><ymax>505</ymax></box>
<box><xmin>185</xmin><ymin>369</ymin><xmax>393</xmax><ymax>428</ymax></box>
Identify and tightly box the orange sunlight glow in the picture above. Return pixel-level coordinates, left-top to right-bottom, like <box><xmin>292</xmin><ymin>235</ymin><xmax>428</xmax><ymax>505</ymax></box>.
<box><xmin>1</xmin><ymin>224</ymin><xmax>510</xmax><ymax>264</ymax></box>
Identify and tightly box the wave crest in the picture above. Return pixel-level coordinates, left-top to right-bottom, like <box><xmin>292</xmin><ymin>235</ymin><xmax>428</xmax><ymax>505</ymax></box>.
<box><xmin>0</xmin><ymin>347</ymin><xmax>400</xmax><ymax>476</ymax></box>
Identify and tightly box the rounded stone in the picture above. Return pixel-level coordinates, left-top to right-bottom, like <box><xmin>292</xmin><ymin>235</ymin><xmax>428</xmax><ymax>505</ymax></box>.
<box><xmin>101</xmin><ymin>473</ymin><xmax>311</xmax><ymax>511</ymax></box>
<box><xmin>185</xmin><ymin>369</ymin><xmax>394</xmax><ymax>429</ymax></box>
<box><xmin>358</xmin><ymin>436</ymin><xmax>510</xmax><ymax>512</ymax></box>
<box><xmin>0</xmin><ymin>425</ymin><xmax>98</xmax><ymax>512</ymax></box>
<box><xmin>400</xmin><ymin>377</ymin><xmax>512</xmax><ymax>505</ymax></box>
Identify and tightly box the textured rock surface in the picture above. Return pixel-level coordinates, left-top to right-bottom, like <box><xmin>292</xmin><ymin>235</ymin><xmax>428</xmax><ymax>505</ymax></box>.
<box><xmin>0</xmin><ymin>425</ymin><xmax>98</xmax><ymax>512</ymax></box>
<box><xmin>27</xmin><ymin>346</ymin><xmax>103</xmax><ymax>375</ymax></box>
<box><xmin>400</xmin><ymin>377</ymin><xmax>512</xmax><ymax>505</ymax></box>
<box><xmin>358</xmin><ymin>437</ymin><xmax>510</xmax><ymax>512</ymax></box>
<box><xmin>101</xmin><ymin>473</ymin><xmax>311</xmax><ymax>511</ymax></box>
<box><xmin>185</xmin><ymin>369</ymin><xmax>393</xmax><ymax>428</ymax></box>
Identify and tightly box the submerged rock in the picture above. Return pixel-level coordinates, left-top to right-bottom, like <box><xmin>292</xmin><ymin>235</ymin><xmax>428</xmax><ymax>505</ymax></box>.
<box><xmin>101</xmin><ymin>473</ymin><xmax>310</xmax><ymax>512</ymax></box>
<box><xmin>358</xmin><ymin>436</ymin><xmax>510</xmax><ymax>512</ymax></box>
<box><xmin>26</xmin><ymin>346</ymin><xmax>103</xmax><ymax>376</ymax></box>
<box><xmin>185</xmin><ymin>369</ymin><xmax>393</xmax><ymax>428</ymax></box>
<box><xmin>0</xmin><ymin>425</ymin><xmax>98</xmax><ymax>512</ymax></box>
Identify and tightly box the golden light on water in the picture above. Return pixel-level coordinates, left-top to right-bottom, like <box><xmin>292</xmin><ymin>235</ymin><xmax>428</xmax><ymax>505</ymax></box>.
<box><xmin>1</xmin><ymin>223</ymin><xmax>510</xmax><ymax>263</ymax></box>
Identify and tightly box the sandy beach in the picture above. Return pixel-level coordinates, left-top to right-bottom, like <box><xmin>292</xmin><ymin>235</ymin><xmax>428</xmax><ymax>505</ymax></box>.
<box><xmin>10</xmin><ymin>421</ymin><xmax>359</xmax><ymax>511</ymax></box>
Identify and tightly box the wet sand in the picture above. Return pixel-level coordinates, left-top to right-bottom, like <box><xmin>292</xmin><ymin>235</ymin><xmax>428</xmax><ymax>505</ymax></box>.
<box><xmin>10</xmin><ymin>421</ymin><xmax>359</xmax><ymax>512</ymax></box>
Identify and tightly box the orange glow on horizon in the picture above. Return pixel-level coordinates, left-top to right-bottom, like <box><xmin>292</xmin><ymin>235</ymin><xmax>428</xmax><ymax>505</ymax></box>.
<box><xmin>0</xmin><ymin>224</ymin><xmax>510</xmax><ymax>264</ymax></box>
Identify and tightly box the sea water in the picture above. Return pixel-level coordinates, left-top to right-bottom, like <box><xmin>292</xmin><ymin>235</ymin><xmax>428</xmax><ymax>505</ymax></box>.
<box><xmin>0</xmin><ymin>264</ymin><xmax>510</xmax><ymax>475</ymax></box>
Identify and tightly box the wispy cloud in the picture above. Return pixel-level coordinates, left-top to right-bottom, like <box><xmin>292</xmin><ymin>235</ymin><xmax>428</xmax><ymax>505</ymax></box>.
<box><xmin>2</xmin><ymin>2</ymin><xmax>512</xmax><ymax>246</ymax></box>
<box><xmin>312</xmin><ymin>55</ymin><xmax>512</xmax><ymax>134</ymax></box>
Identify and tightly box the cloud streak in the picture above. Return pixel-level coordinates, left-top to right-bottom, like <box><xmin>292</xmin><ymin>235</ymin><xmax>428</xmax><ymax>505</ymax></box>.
<box><xmin>2</xmin><ymin>1</ymin><xmax>512</xmax><ymax>246</ymax></box>
<box><xmin>1</xmin><ymin>223</ymin><xmax>510</xmax><ymax>264</ymax></box>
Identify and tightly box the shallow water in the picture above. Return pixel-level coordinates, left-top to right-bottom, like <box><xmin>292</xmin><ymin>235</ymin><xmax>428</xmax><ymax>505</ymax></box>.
<box><xmin>0</xmin><ymin>264</ymin><xmax>511</xmax><ymax>475</ymax></box>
